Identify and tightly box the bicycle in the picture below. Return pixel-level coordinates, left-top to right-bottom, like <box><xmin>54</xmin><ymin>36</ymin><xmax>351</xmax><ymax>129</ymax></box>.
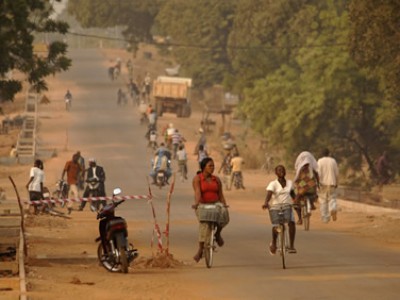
<box><xmin>204</xmin><ymin>216</ymin><xmax>218</xmax><ymax>268</ymax></box>
<box><xmin>270</xmin><ymin>204</ymin><xmax>292</xmax><ymax>269</ymax></box>
<box><xmin>178</xmin><ymin>161</ymin><xmax>187</xmax><ymax>182</ymax></box>
<box><xmin>197</xmin><ymin>203</ymin><xmax>225</xmax><ymax>268</ymax></box>
<box><xmin>298</xmin><ymin>197</ymin><xmax>312</xmax><ymax>231</ymax></box>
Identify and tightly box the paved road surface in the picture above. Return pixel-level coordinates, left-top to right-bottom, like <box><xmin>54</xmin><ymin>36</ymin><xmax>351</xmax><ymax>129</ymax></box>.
<box><xmin>44</xmin><ymin>49</ymin><xmax>400</xmax><ymax>300</ymax></box>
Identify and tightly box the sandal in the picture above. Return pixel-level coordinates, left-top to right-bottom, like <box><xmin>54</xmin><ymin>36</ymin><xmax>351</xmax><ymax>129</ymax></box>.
<box><xmin>288</xmin><ymin>248</ymin><xmax>297</xmax><ymax>254</ymax></box>
<box><xmin>269</xmin><ymin>243</ymin><xmax>277</xmax><ymax>255</ymax></box>
<box><xmin>216</xmin><ymin>235</ymin><xmax>225</xmax><ymax>247</ymax></box>
<box><xmin>296</xmin><ymin>219</ymin><xmax>303</xmax><ymax>225</ymax></box>
<box><xmin>193</xmin><ymin>252</ymin><xmax>203</xmax><ymax>263</ymax></box>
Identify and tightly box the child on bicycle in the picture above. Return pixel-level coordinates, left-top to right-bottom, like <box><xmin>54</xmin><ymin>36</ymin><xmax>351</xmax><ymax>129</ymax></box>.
<box><xmin>262</xmin><ymin>165</ymin><xmax>297</xmax><ymax>255</ymax></box>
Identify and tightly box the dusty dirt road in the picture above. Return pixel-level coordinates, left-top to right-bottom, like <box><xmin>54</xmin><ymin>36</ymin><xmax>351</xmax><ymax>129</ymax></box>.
<box><xmin>2</xmin><ymin>48</ymin><xmax>400</xmax><ymax>300</ymax></box>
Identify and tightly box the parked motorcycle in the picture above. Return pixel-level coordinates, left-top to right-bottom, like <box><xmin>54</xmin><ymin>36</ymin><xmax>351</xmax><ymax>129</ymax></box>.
<box><xmin>96</xmin><ymin>188</ymin><xmax>138</xmax><ymax>273</ymax></box>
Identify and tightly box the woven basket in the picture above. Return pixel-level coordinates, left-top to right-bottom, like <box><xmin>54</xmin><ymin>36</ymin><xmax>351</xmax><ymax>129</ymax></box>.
<box><xmin>198</xmin><ymin>203</ymin><xmax>230</xmax><ymax>226</ymax></box>
<box><xmin>198</xmin><ymin>204</ymin><xmax>220</xmax><ymax>222</ymax></box>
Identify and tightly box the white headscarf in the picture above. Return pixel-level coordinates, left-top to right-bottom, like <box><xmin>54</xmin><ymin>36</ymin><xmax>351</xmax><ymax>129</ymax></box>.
<box><xmin>294</xmin><ymin>151</ymin><xmax>318</xmax><ymax>181</ymax></box>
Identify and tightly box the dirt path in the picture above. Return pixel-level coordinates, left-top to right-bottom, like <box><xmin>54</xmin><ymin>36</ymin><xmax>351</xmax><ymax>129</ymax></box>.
<box><xmin>1</xmin><ymin>47</ymin><xmax>400</xmax><ymax>300</ymax></box>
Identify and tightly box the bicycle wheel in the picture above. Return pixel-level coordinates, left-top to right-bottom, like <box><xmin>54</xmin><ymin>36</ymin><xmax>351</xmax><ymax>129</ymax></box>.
<box><xmin>302</xmin><ymin>203</ymin><xmax>310</xmax><ymax>231</ymax></box>
<box><xmin>204</xmin><ymin>223</ymin><xmax>215</xmax><ymax>268</ymax></box>
<box><xmin>180</xmin><ymin>164</ymin><xmax>185</xmax><ymax>182</ymax></box>
<box><xmin>278</xmin><ymin>225</ymin><xmax>286</xmax><ymax>269</ymax></box>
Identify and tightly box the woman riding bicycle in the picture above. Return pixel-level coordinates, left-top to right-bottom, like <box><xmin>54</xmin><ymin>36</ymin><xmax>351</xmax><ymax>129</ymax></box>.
<box><xmin>293</xmin><ymin>151</ymin><xmax>320</xmax><ymax>225</ymax></box>
<box><xmin>262</xmin><ymin>165</ymin><xmax>297</xmax><ymax>254</ymax></box>
<box><xmin>192</xmin><ymin>157</ymin><xmax>229</xmax><ymax>263</ymax></box>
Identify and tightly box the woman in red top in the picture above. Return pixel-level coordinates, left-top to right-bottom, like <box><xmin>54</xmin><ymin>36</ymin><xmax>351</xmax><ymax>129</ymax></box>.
<box><xmin>192</xmin><ymin>157</ymin><xmax>229</xmax><ymax>262</ymax></box>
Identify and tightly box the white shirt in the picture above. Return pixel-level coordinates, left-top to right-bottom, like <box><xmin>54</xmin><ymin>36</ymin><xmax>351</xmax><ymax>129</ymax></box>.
<box><xmin>139</xmin><ymin>103</ymin><xmax>148</xmax><ymax>113</ymax></box>
<box><xmin>28</xmin><ymin>167</ymin><xmax>44</xmax><ymax>192</ymax></box>
<box><xmin>167</xmin><ymin>127</ymin><xmax>175</xmax><ymax>136</ymax></box>
<box><xmin>176</xmin><ymin>149</ymin><xmax>187</xmax><ymax>161</ymax></box>
<box><xmin>318</xmin><ymin>156</ymin><xmax>339</xmax><ymax>186</ymax></box>
<box><xmin>266</xmin><ymin>179</ymin><xmax>294</xmax><ymax>210</ymax></box>
<box><xmin>91</xmin><ymin>167</ymin><xmax>99</xmax><ymax>180</ymax></box>
<box><xmin>150</xmin><ymin>132</ymin><xmax>157</xmax><ymax>142</ymax></box>
<box><xmin>148</xmin><ymin>112</ymin><xmax>156</xmax><ymax>124</ymax></box>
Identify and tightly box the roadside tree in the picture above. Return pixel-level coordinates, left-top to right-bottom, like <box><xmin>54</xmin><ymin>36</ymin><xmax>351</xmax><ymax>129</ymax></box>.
<box><xmin>0</xmin><ymin>0</ymin><xmax>71</xmax><ymax>102</ymax></box>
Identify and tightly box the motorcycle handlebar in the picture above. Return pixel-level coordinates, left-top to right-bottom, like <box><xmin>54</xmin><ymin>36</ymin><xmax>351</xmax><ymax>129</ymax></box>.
<box><xmin>113</xmin><ymin>199</ymin><xmax>125</xmax><ymax>207</ymax></box>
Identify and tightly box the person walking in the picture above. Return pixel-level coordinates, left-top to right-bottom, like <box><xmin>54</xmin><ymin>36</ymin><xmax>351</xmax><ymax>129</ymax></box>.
<box><xmin>79</xmin><ymin>158</ymin><xmax>107</xmax><ymax>211</ymax></box>
<box><xmin>176</xmin><ymin>144</ymin><xmax>188</xmax><ymax>180</ymax></box>
<box><xmin>61</xmin><ymin>153</ymin><xmax>83</xmax><ymax>214</ymax></box>
<box><xmin>218</xmin><ymin>148</ymin><xmax>233</xmax><ymax>191</ymax></box>
<box><xmin>262</xmin><ymin>165</ymin><xmax>297</xmax><ymax>254</ymax></box>
<box><xmin>64</xmin><ymin>89</ymin><xmax>72</xmax><ymax>111</ymax></box>
<box><xmin>26</xmin><ymin>159</ymin><xmax>44</xmax><ymax>214</ymax></box>
<box><xmin>230</xmin><ymin>152</ymin><xmax>246</xmax><ymax>190</ymax></box>
<box><xmin>197</xmin><ymin>144</ymin><xmax>209</xmax><ymax>170</ymax></box>
<box><xmin>75</xmin><ymin>151</ymin><xmax>86</xmax><ymax>191</ymax></box>
<box><xmin>192</xmin><ymin>157</ymin><xmax>229</xmax><ymax>263</ymax></box>
<box><xmin>171</xmin><ymin>129</ymin><xmax>186</xmax><ymax>159</ymax></box>
<box><xmin>318</xmin><ymin>148</ymin><xmax>339</xmax><ymax>223</ymax></box>
<box><xmin>144</xmin><ymin>72</ymin><xmax>151</xmax><ymax>101</ymax></box>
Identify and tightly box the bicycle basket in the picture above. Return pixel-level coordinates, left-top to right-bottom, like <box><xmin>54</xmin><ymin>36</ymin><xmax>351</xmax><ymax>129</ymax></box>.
<box><xmin>198</xmin><ymin>204</ymin><xmax>220</xmax><ymax>222</ymax></box>
<box><xmin>269</xmin><ymin>207</ymin><xmax>292</xmax><ymax>224</ymax></box>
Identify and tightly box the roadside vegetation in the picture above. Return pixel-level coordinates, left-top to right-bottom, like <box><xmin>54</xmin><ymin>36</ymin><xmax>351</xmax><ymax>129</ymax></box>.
<box><xmin>1</xmin><ymin>0</ymin><xmax>399</xmax><ymax>188</ymax></box>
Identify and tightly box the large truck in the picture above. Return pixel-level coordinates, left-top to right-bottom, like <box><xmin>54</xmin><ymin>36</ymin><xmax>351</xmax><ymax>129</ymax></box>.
<box><xmin>152</xmin><ymin>76</ymin><xmax>192</xmax><ymax>118</ymax></box>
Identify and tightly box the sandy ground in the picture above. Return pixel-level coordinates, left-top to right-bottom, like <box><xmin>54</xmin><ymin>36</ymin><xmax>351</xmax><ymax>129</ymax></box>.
<box><xmin>1</xmin><ymin>47</ymin><xmax>400</xmax><ymax>300</ymax></box>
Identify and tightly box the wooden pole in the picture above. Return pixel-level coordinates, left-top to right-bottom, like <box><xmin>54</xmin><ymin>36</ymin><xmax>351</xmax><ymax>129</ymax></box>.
<box><xmin>8</xmin><ymin>176</ymin><xmax>27</xmax><ymax>256</ymax></box>
<box><xmin>146</xmin><ymin>177</ymin><xmax>163</xmax><ymax>254</ymax></box>
<box><xmin>164</xmin><ymin>173</ymin><xmax>175</xmax><ymax>255</ymax></box>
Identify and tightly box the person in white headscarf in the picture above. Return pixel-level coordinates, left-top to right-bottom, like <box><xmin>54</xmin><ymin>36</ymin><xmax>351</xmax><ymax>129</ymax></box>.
<box><xmin>293</xmin><ymin>151</ymin><xmax>320</xmax><ymax>225</ymax></box>
<box><xmin>294</xmin><ymin>151</ymin><xmax>319</xmax><ymax>181</ymax></box>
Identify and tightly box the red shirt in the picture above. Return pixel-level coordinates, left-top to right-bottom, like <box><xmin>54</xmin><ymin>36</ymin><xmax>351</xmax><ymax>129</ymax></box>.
<box><xmin>199</xmin><ymin>173</ymin><xmax>219</xmax><ymax>203</ymax></box>
<box><xmin>64</xmin><ymin>161</ymin><xmax>82</xmax><ymax>185</ymax></box>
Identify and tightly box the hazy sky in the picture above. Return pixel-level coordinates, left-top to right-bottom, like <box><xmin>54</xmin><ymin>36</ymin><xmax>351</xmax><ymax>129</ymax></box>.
<box><xmin>51</xmin><ymin>0</ymin><xmax>67</xmax><ymax>16</ymax></box>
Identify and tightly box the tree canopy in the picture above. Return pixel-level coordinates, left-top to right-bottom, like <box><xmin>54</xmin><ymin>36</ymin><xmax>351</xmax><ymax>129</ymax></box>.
<box><xmin>65</xmin><ymin>0</ymin><xmax>400</xmax><ymax>183</ymax></box>
<box><xmin>67</xmin><ymin>0</ymin><xmax>159</xmax><ymax>53</ymax></box>
<box><xmin>0</xmin><ymin>0</ymin><xmax>71</xmax><ymax>101</ymax></box>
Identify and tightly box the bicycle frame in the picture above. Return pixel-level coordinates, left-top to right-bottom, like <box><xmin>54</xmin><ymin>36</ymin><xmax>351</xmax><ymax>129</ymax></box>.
<box><xmin>275</xmin><ymin>205</ymin><xmax>291</xmax><ymax>269</ymax></box>
<box><xmin>297</xmin><ymin>196</ymin><xmax>312</xmax><ymax>231</ymax></box>
<box><xmin>204</xmin><ymin>221</ymin><xmax>217</xmax><ymax>268</ymax></box>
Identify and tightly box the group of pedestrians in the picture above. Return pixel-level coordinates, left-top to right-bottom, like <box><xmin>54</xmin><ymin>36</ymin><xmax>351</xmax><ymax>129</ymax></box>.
<box><xmin>26</xmin><ymin>151</ymin><xmax>107</xmax><ymax>215</ymax></box>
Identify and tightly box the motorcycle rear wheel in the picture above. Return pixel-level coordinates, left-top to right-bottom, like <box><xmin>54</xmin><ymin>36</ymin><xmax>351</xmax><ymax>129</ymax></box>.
<box><xmin>116</xmin><ymin>234</ymin><xmax>129</xmax><ymax>273</ymax></box>
<box><xmin>97</xmin><ymin>243</ymin><xmax>120</xmax><ymax>272</ymax></box>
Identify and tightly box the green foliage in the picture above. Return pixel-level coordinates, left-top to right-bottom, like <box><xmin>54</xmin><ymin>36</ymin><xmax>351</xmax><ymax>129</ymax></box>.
<box><xmin>348</xmin><ymin>0</ymin><xmax>400</xmax><ymax>100</ymax></box>
<box><xmin>59</xmin><ymin>0</ymin><xmax>400</xmax><ymax>180</ymax></box>
<box><xmin>0</xmin><ymin>0</ymin><xmax>71</xmax><ymax>101</ymax></box>
<box><xmin>67</xmin><ymin>0</ymin><xmax>160</xmax><ymax>54</ymax></box>
<box><xmin>155</xmin><ymin>0</ymin><xmax>237</xmax><ymax>88</ymax></box>
<box><xmin>238</xmin><ymin>0</ymin><xmax>399</xmax><ymax>179</ymax></box>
